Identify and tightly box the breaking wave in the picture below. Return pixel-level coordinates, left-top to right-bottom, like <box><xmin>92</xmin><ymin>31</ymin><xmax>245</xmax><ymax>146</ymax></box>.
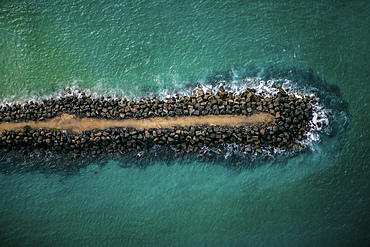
<box><xmin>0</xmin><ymin>67</ymin><xmax>349</xmax><ymax>174</ymax></box>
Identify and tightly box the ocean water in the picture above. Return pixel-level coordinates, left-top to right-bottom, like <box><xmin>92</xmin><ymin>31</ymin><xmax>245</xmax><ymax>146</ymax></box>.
<box><xmin>0</xmin><ymin>0</ymin><xmax>369</xmax><ymax>246</ymax></box>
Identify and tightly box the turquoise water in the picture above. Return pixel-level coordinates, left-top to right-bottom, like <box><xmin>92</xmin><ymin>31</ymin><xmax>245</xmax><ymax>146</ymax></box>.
<box><xmin>0</xmin><ymin>0</ymin><xmax>369</xmax><ymax>246</ymax></box>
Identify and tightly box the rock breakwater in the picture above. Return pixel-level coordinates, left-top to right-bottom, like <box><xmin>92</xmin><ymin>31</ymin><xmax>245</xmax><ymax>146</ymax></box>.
<box><xmin>0</xmin><ymin>85</ymin><xmax>317</xmax><ymax>157</ymax></box>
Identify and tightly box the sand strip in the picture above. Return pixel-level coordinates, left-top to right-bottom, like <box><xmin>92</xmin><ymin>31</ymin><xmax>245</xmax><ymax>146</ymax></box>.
<box><xmin>0</xmin><ymin>113</ymin><xmax>275</xmax><ymax>133</ymax></box>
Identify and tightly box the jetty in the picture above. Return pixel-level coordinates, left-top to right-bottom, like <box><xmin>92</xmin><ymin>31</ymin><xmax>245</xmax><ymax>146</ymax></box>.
<box><xmin>0</xmin><ymin>86</ymin><xmax>315</xmax><ymax>157</ymax></box>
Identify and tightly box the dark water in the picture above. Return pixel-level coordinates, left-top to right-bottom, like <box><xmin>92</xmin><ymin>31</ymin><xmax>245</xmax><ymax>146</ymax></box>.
<box><xmin>0</xmin><ymin>0</ymin><xmax>369</xmax><ymax>246</ymax></box>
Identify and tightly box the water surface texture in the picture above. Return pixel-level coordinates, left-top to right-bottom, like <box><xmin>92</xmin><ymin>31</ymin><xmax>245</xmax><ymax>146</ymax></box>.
<box><xmin>0</xmin><ymin>0</ymin><xmax>369</xmax><ymax>246</ymax></box>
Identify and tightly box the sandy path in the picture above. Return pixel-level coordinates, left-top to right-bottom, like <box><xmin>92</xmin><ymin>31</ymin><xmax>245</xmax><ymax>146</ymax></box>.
<box><xmin>0</xmin><ymin>113</ymin><xmax>275</xmax><ymax>133</ymax></box>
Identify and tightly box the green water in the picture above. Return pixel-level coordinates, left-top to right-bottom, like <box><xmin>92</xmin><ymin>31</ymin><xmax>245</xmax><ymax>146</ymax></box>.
<box><xmin>0</xmin><ymin>0</ymin><xmax>369</xmax><ymax>246</ymax></box>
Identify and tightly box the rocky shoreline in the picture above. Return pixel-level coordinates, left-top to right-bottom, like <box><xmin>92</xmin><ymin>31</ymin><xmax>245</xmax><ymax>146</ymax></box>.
<box><xmin>0</xmin><ymin>86</ymin><xmax>316</xmax><ymax>157</ymax></box>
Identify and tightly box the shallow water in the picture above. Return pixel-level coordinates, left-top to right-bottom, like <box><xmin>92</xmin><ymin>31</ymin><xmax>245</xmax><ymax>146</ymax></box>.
<box><xmin>0</xmin><ymin>0</ymin><xmax>369</xmax><ymax>246</ymax></box>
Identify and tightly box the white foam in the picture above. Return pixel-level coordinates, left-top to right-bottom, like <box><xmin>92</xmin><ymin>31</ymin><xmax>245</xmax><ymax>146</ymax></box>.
<box><xmin>0</xmin><ymin>76</ymin><xmax>331</xmax><ymax>156</ymax></box>
<box><xmin>179</xmin><ymin>77</ymin><xmax>330</xmax><ymax>155</ymax></box>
